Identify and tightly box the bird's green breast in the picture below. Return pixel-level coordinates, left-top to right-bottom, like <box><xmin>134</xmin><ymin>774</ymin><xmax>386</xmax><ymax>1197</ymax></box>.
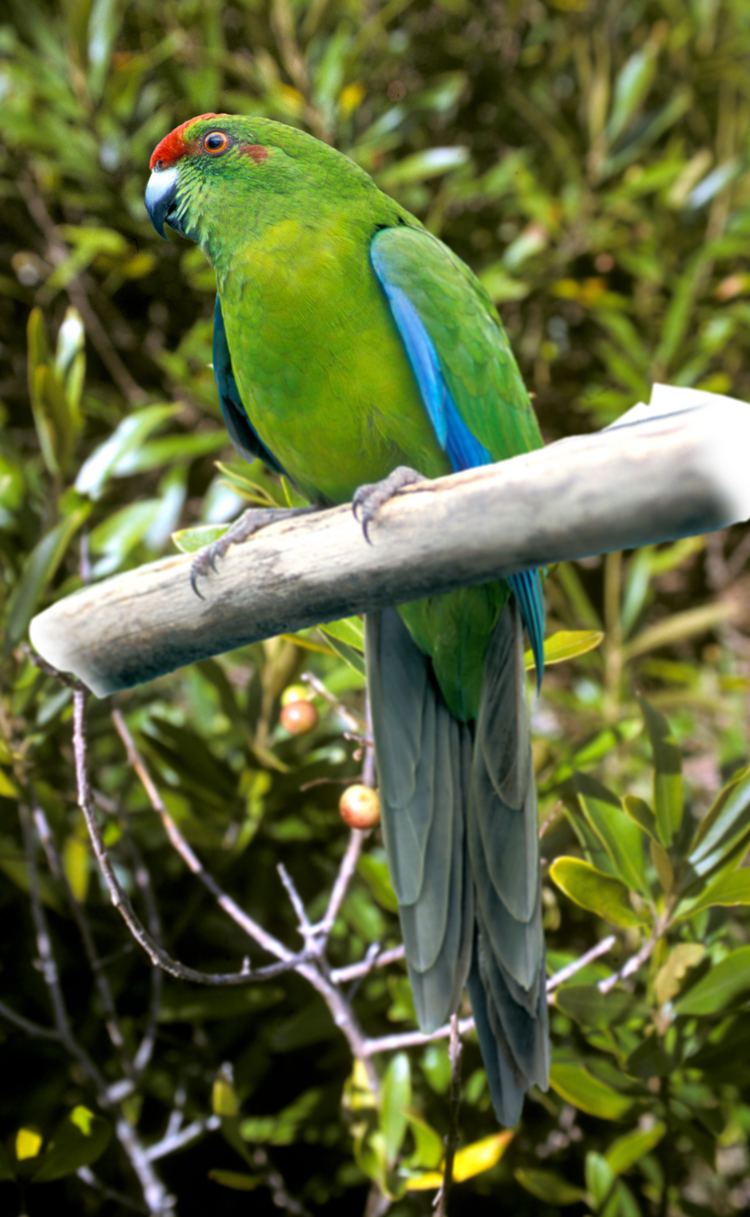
<box><xmin>216</xmin><ymin>216</ymin><xmax>506</xmax><ymax>720</ymax></box>
<box><xmin>217</xmin><ymin>217</ymin><xmax>450</xmax><ymax>503</ymax></box>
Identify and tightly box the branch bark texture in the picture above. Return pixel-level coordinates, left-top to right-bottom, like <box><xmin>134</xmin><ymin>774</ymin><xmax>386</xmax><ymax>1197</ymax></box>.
<box><xmin>29</xmin><ymin>388</ymin><xmax>750</xmax><ymax>696</ymax></box>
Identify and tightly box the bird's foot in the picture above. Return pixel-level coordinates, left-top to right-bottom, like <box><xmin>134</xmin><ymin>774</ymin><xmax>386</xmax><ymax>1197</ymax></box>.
<box><xmin>190</xmin><ymin>505</ymin><xmax>316</xmax><ymax>597</ymax></box>
<box><xmin>352</xmin><ymin>466</ymin><xmax>425</xmax><ymax>543</ymax></box>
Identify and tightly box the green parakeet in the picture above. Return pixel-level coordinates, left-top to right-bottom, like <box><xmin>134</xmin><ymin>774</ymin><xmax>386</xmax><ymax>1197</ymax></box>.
<box><xmin>146</xmin><ymin>113</ymin><xmax>548</xmax><ymax>1124</ymax></box>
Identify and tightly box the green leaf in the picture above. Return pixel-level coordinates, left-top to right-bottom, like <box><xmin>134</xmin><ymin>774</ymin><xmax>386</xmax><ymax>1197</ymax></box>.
<box><xmin>403</xmin><ymin>1112</ymin><xmax>443</xmax><ymax>1171</ymax></box>
<box><xmin>406</xmin><ymin>1132</ymin><xmax>513</xmax><ymax>1190</ymax></box>
<box><xmin>524</xmin><ymin>629</ymin><xmax>604</xmax><ymax>672</ymax></box>
<box><xmin>0</xmin><ymin>1139</ymin><xmax>15</xmax><ymax>1181</ymax></box>
<box><xmin>554</xmin><ymin>984</ymin><xmax>641</xmax><ymax>1030</ymax></box>
<box><xmin>318</xmin><ymin>616</ymin><xmax>365</xmax><ymax>653</ymax></box>
<box><xmin>622</xmin><ymin>795</ymin><xmax>657</xmax><ymax>840</ymax></box>
<box><xmin>15</xmin><ymin>1128</ymin><xmax>43</xmax><ymax>1163</ymax></box>
<box><xmin>640</xmin><ymin>700</ymin><xmax>683</xmax><ymax>845</ymax></box>
<box><xmin>687</xmin><ymin>767</ymin><xmax>750</xmax><ymax>877</ymax></box>
<box><xmin>675</xmin><ymin>945</ymin><xmax>750</xmax><ymax>1017</ymax></box>
<box><xmin>607</xmin><ymin>45</ymin><xmax>658</xmax><ymax>143</ymax></box>
<box><xmin>575</xmin><ymin>774</ymin><xmax>648</xmax><ymax>895</ymax></box>
<box><xmin>208</xmin><ymin>1170</ymin><xmax>262</xmax><ymax>1191</ymax></box>
<box><xmin>650</xmin><ymin>838</ymin><xmax>674</xmax><ymax>894</ymax></box>
<box><xmin>549</xmin><ymin>857</ymin><xmax>649</xmax><ymax>929</ymax></box>
<box><xmin>33</xmin><ymin>1107</ymin><xmax>110</xmax><ymax>1182</ymax></box>
<box><xmin>212</xmin><ymin>1074</ymin><xmax>240</xmax><ymax>1118</ymax></box>
<box><xmin>7</xmin><ymin>502</ymin><xmax>91</xmax><ymax>651</ymax></box>
<box><xmin>358</xmin><ymin>851</ymin><xmax>398</xmax><ymax>912</ymax></box>
<box><xmin>381</xmin><ymin>1053</ymin><xmax>410</xmax><ymax>1166</ymax></box>
<box><xmin>378</xmin><ymin>146</ymin><xmax>469</xmax><ymax>187</ymax></box>
<box><xmin>62</xmin><ymin>834</ymin><xmax>89</xmax><ymax>903</ymax></box>
<box><xmin>605</xmin><ymin>1122</ymin><xmax>666</xmax><ymax>1176</ymax></box>
<box><xmin>654</xmin><ymin>944</ymin><xmax>705</xmax><ymax>1005</ymax></box>
<box><xmin>172</xmin><ymin>523</ymin><xmax>228</xmax><ymax>554</ymax></box>
<box><xmin>421</xmin><ymin>1043</ymin><xmax>451</xmax><ymax>1094</ymax></box>
<box><xmin>238</xmin><ymin>1088</ymin><xmax>323</xmax><ymax>1145</ymax></box>
<box><xmin>585</xmin><ymin>1150</ymin><xmax>615</xmax><ymax>1206</ymax></box>
<box><xmin>75</xmin><ymin>404</ymin><xmax>179</xmax><ymax>499</ymax></box>
<box><xmin>549</xmin><ymin>1063</ymin><xmax>633</xmax><ymax>1120</ymax></box>
<box><xmin>676</xmin><ymin>866</ymin><xmax>750</xmax><ymax>920</ymax></box>
<box><xmin>515</xmin><ymin>1167</ymin><xmax>586</xmax><ymax>1205</ymax></box>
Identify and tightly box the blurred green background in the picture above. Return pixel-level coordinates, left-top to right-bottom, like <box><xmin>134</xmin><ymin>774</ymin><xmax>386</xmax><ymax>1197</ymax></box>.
<box><xmin>1</xmin><ymin>0</ymin><xmax>749</xmax><ymax>1214</ymax></box>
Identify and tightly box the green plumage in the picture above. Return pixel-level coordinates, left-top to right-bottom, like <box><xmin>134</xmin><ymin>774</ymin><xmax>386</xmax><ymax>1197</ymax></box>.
<box><xmin>147</xmin><ymin>114</ymin><xmax>548</xmax><ymax>1123</ymax></box>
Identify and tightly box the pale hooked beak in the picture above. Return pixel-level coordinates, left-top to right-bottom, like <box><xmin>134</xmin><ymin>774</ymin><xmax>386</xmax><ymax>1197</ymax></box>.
<box><xmin>145</xmin><ymin>166</ymin><xmax>179</xmax><ymax>239</ymax></box>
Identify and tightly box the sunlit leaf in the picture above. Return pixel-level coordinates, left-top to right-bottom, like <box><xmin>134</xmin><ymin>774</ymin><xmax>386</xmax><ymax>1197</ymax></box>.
<box><xmin>33</xmin><ymin>1106</ymin><xmax>110</xmax><ymax>1181</ymax></box>
<box><xmin>549</xmin><ymin>857</ymin><xmax>649</xmax><ymax>929</ymax></box>
<box><xmin>212</xmin><ymin>1074</ymin><xmax>240</xmax><ymax>1118</ymax></box>
<box><xmin>15</xmin><ymin>1128</ymin><xmax>43</xmax><ymax>1162</ymax></box>
<box><xmin>654</xmin><ymin>944</ymin><xmax>705</xmax><ymax>1005</ymax></box>
<box><xmin>607</xmin><ymin>45</ymin><xmax>658</xmax><ymax>143</ymax></box>
<box><xmin>172</xmin><ymin>523</ymin><xmax>228</xmax><ymax>554</ymax></box>
<box><xmin>62</xmin><ymin>834</ymin><xmax>89</xmax><ymax>903</ymax></box>
<box><xmin>687</xmin><ymin>766</ymin><xmax>750</xmax><ymax>877</ymax></box>
<box><xmin>75</xmin><ymin>404</ymin><xmax>179</xmax><ymax>499</ymax></box>
<box><xmin>406</xmin><ymin>1132</ymin><xmax>513</xmax><ymax>1189</ymax></box>
<box><xmin>524</xmin><ymin>629</ymin><xmax>604</xmax><ymax>671</ymax></box>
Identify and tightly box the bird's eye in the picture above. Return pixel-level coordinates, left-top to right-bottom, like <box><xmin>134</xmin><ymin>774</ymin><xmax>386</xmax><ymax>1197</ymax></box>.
<box><xmin>203</xmin><ymin>131</ymin><xmax>229</xmax><ymax>155</ymax></box>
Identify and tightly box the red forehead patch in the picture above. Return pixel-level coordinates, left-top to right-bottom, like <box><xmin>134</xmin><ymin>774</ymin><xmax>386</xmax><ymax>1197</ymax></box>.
<box><xmin>149</xmin><ymin>113</ymin><xmax>227</xmax><ymax>170</ymax></box>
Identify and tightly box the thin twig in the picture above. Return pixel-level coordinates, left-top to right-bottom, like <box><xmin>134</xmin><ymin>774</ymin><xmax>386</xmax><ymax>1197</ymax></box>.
<box><xmin>77</xmin><ymin>1167</ymin><xmax>148</xmax><ymax>1214</ymax></box>
<box><xmin>0</xmin><ymin>999</ymin><xmax>60</xmax><ymax>1041</ymax></box>
<box><xmin>364</xmin><ymin>937</ymin><xmax>619</xmax><ymax>1056</ymax></box>
<box><xmin>19</xmin><ymin>802</ymin><xmax>108</xmax><ymax>1091</ymax></box>
<box><xmin>111</xmin><ymin>707</ymin><xmax>304</xmax><ymax>973</ymax></box>
<box><xmin>19</xmin><ymin>802</ymin><xmax>175</xmax><ymax>1215</ymax></box>
<box><xmin>434</xmin><ymin>1015</ymin><xmax>463</xmax><ymax>1217</ymax></box>
<box><xmin>72</xmin><ymin>696</ymin><xmax>303</xmax><ymax>985</ymax></box>
<box><xmin>597</xmin><ymin>932</ymin><xmax>659</xmax><ymax>995</ymax></box>
<box><xmin>331</xmin><ymin>944</ymin><xmax>406</xmax><ymax>985</ymax></box>
<box><xmin>31</xmin><ymin>803</ymin><xmax>130</xmax><ymax>1063</ymax></box>
<box><xmin>145</xmin><ymin>1116</ymin><xmax>221</xmax><ymax>1163</ymax></box>
<box><xmin>546</xmin><ymin>936</ymin><xmax>617</xmax><ymax>993</ymax></box>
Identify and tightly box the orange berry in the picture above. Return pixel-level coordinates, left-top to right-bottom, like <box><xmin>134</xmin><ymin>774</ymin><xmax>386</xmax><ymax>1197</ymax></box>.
<box><xmin>339</xmin><ymin>784</ymin><xmax>381</xmax><ymax>829</ymax></box>
<box><xmin>280</xmin><ymin>700</ymin><xmax>318</xmax><ymax>735</ymax></box>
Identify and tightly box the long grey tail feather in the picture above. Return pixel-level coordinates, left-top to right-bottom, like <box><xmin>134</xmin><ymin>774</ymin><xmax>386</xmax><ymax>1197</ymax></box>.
<box><xmin>466</xmin><ymin>599</ymin><xmax>549</xmax><ymax>1122</ymax></box>
<box><xmin>365</xmin><ymin>602</ymin><xmax>548</xmax><ymax>1123</ymax></box>
<box><xmin>366</xmin><ymin>609</ymin><xmax>474</xmax><ymax>1030</ymax></box>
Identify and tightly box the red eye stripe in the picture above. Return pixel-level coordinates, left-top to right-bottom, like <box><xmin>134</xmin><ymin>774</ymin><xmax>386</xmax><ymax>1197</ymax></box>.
<box><xmin>149</xmin><ymin>113</ymin><xmax>228</xmax><ymax>170</ymax></box>
<box><xmin>239</xmin><ymin>143</ymin><xmax>269</xmax><ymax>163</ymax></box>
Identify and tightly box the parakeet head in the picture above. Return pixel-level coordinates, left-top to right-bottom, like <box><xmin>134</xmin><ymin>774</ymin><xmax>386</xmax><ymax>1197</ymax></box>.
<box><xmin>145</xmin><ymin>113</ymin><xmax>378</xmax><ymax>256</ymax></box>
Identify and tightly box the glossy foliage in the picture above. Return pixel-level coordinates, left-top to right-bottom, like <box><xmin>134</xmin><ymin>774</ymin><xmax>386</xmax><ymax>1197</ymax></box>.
<box><xmin>1</xmin><ymin>1</ymin><xmax>749</xmax><ymax>1214</ymax></box>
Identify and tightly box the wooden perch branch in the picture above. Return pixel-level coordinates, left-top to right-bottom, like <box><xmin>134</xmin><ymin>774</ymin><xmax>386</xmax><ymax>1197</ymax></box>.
<box><xmin>29</xmin><ymin>386</ymin><xmax>750</xmax><ymax>696</ymax></box>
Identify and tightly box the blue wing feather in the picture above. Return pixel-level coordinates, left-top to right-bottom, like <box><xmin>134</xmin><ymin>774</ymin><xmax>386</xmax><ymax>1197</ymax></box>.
<box><xmin>370</xmin><ymin>234</ymin><xmax>545</xmax><ymax>681</ymax></box>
